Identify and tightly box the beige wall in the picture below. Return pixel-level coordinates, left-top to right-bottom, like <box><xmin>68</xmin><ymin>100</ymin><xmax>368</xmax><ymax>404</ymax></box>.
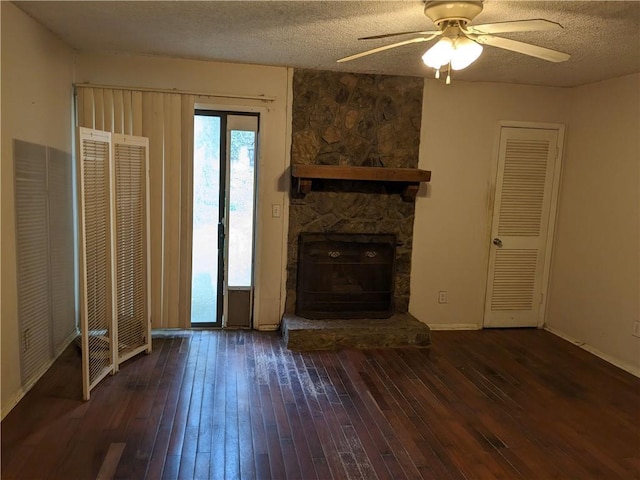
<box><xmin>75</xmin><ymin>52</ymin><xmax>291</xmax><ymax>331</ymax></box>
<box><xmin>411</xmin><ymin>75</ymin><xmax>639</xmax><ymax>374</ymax></box>
<box><xmin>1</xmin><ymin>3</ymin><xmax>75</xmax><ymax>416</ymax></box>
<box><xmin>410</xmin><ymin>80</ymin><xmax>569</xmax><ymax>329</ymax></box>
<box><xmin>546</xmin><ymin>74</ymin><xmax>640</xmax><ymax>373</ymax></box>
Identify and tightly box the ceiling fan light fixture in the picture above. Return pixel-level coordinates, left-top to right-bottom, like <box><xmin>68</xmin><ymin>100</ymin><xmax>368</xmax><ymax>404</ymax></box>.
<box><xmin>421</xmin><ymin>37</ymin><xmax>454</xmax><ymax>68</ymax></box>
<box><xmin>450</xmin><ymin>37</ymin><xmax>483</xmax><ymax>70</ymax></box>
<box><xmin>422</xmin><ymin>35</ymin><xmax>483</xmax><ymax>79</ymax></box>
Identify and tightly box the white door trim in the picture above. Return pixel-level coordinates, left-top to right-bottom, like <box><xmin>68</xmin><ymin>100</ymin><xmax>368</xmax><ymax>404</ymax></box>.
<box><xmin>484</xmin><ymin>121</ymin><xmax>565</xmax><ymax>328</ymax></box>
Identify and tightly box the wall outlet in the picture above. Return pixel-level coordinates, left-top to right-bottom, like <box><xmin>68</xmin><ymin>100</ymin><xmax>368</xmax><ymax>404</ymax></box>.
<box><xmin>632</xmin><ymin>321</ymin><xmax>640</xmax><ymax>338</ymax></box>
<box><xmin>438</xmin><ymin>291</ymin><xmax>448</xmax><ymax>304</ymax></box>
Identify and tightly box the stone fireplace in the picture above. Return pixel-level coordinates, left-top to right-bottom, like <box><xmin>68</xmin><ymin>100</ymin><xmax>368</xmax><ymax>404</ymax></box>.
<box><xmin>286</xmin><ymin>69</ymin><xmax>424</xmax><ymax>317</ymax></box>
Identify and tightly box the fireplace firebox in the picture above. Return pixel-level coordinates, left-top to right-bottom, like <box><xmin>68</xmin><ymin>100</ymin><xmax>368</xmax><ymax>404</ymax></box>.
<box><xmin>296</xmin><ymin>233</ymin><xmax>396</xmax><ymax>319</ymax></box>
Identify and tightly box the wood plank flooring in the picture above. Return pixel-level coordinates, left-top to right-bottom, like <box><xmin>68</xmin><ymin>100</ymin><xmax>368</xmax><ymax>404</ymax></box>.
<box><xmin>2</xmin><ymin>329</ymin><xmax>639</xmax><ymax>479</ymax></box>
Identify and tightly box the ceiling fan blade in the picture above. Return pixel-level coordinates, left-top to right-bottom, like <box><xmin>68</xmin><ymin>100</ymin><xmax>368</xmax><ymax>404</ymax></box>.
<box><xmin>359</xmin><ymin>30</ymin><xmax>441</xmax><ymax>40</ymax></box>
<box><xmin>467</xmin><ymin>19</ymin><xmax>563</xmax><ymax>35</ymax></box>
<box><xmin>337</xmin><ymin>35</ymin><xmax>437</xmax><ymax>63</ymax></box>
<box><xmin>474</xmin><ymin>34</ymin><xmax>570</xmax><ymax>62</ymax></box>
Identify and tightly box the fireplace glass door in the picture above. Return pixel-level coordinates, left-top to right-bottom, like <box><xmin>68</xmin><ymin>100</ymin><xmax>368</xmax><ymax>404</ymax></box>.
<box><xmin>296</xmin><ymin>233</ymin><xmax>396</xmax><ymax>319</ymax></box>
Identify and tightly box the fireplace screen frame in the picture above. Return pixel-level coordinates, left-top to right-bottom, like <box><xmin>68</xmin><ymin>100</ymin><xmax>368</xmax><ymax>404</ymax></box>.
<box><xmin>296</xmin><ymin>233</ymin><xmax>396</xmax><ymax>319</ymax></box>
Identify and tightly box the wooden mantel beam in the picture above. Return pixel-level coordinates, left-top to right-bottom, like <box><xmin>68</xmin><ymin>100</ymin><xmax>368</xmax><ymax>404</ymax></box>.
<box><xmin>291</xmin><ymin>164</ymin><xmax>431</xmax><ymax>202</ymax></box>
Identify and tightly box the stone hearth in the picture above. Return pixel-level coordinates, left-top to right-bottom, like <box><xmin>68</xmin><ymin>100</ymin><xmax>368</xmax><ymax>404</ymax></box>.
<box><xmin>281</xmin><ymin>313</ymin><xmax>430</xmax><ymax>351</ymax></box>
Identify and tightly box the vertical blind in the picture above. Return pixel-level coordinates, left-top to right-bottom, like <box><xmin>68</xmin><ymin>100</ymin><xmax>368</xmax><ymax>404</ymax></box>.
<box><xmin>76</xmin><ymin>87</ymin><xmax>194</xmax><ymax>328</ymax></box>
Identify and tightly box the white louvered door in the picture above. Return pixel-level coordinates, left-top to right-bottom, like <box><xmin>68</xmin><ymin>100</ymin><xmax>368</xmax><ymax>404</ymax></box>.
<box><xmin>112</xmin><ymin>134</ymin><xmax>151</xmax><ymax>367</ymax></box>
<box><xmin>78</xmin><ymin>127</ymin><xmax>116</xmax><ymax>400</ymax></box>
<box><xmin>484</xmin><ymin>127</ymin><xmax>560</xmax><ymax>328</ymax></box>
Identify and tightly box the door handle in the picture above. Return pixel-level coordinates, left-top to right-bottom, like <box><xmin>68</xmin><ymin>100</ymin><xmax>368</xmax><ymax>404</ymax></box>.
<box><xmin>493</xmin><ymin>238</ymin><xmax>503</xmax><ymax>247</ymax></box>
<box><xmin>218</xmin><ymin>223</ymin><xmax>225</xmax><ymax>242</ymax></box>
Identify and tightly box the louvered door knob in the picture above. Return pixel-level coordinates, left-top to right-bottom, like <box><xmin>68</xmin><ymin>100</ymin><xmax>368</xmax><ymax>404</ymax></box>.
<box><xmin>493</xmin><ymin>238</ymin><xmax>503</xmax><ymax>247</ymax></box>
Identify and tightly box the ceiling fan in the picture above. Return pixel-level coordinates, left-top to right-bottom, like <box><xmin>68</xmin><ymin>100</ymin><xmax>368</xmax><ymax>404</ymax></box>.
<box><xmin>337</xmin><ymin>1</ymin><xmax>570</xmax><ymax>83</ymax></box>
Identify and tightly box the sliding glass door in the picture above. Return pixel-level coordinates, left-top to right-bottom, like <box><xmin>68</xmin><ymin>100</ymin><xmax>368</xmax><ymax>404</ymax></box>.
<box><xmin>191</xmin><ymin>111</ymin><xmax>258</xmax><ymax>327</ymax></box>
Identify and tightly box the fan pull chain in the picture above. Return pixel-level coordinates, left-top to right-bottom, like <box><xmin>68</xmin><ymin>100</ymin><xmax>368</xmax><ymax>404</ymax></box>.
<box><xmin>446</xmin><ymin>61</ymin><xmax>452</xmax><ymax>84</ymax></box>
<box><xmin>435</xmin><ymin>68</ymin><xmax>440</xmax><ymax>79</ymax></box>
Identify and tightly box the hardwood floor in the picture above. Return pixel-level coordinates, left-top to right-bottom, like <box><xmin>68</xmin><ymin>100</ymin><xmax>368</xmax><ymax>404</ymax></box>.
<box><xmin>2</xmin><ymin>329</ymin><xmax>639</xmax><ymax>479</ymax></box>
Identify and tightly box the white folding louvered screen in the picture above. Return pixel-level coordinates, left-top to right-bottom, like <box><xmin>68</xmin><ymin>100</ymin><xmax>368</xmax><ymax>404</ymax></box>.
<box><xmin>113</xmin><ymin>134</ymin><xmax>151</xmax><ymax>367</ymax></box>
<box><xmin>484</xmin><ymin>127</ymin><xmax>559</xmax><ymax>328</ymax></box>
<box><xmin>78</xmin><ymin>127</ymin><xmax>116</xmax><ymax>400</ymax></box>
<box><xmin>78</xmin><ymin>128</ymin><xmax>151</xmax><ymax>398</ymax></box>
<box><xmin>14</xmin><ymin>141</ymin><xmax>52</xmax><ymax>386</ymax></box>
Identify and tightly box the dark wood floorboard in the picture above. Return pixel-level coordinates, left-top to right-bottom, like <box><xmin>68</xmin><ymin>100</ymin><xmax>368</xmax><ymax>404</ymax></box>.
<box><xmin>2</xmin><ymin>329</ymin><xmax>639</xmax><ymax>479</ymax></box>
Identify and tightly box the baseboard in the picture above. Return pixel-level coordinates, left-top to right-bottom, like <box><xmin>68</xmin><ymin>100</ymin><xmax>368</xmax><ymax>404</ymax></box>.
<box><xmin>1</xmin><ymin>329</ymin><xmax>78</xmax><ymax>420</ymax></box>
<box><xmin>426</xmin><ymin>323</ymin><xmax>481</xmax><ymax>331</ymax></box>
<box><xmin>544</xmin><ymin>325</ymin><xmax>640</xmax><ymax>378</ymax></box>
<box><xmin>256</xmin><ymin>324</ymin><xmax>280</xmax><ymax>332</ymax></box>
<box><xmin>151</xmin><ymin>328</ymin><xmax>190</xmax><ymax>337</ymax></box>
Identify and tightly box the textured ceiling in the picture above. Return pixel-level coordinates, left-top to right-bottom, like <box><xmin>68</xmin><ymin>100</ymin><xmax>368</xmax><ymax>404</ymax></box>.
<box><xmin>14</xmin><ymin>1</ymin><xmax>640</xmax><ymax>87</ymax></box>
